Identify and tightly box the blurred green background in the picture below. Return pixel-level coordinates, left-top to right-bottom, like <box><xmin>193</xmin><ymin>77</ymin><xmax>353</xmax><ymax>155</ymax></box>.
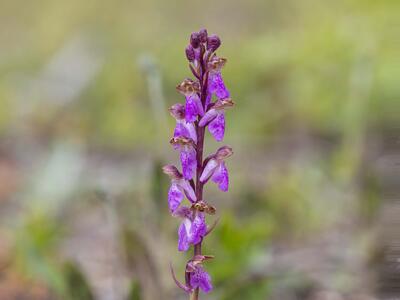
<box><xmin>0</xmin><ymin>0</ymin><xmax>399</xmax><ymax>299</ymax></box>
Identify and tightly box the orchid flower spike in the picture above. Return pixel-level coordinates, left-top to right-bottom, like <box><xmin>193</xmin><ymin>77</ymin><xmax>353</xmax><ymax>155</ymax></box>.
<box><xmin>164</xmin><ymin>29</ymin><xmax>234</xmax><ymax>298</ymax></box>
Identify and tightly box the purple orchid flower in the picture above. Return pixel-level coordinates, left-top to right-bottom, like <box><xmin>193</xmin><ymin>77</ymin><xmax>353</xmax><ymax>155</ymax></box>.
<box><xmin>200</xmin><ymin>146</ymin><xmax>233</xmax><ymax>192</ymax></box>
<box><xmin>173</xmin><ymin>207</ymin><xmax>207</xmax><ymax>252</ymax></box>
<box><xmin>163</xmin><ymin>165</ymin><xmax>196</xmax><ymax>213</ymax></box>
<box><xmin>169</xmin><ymin>103</ymin><xmax>197</xmax><ymax>143</ymax></box>
<box><xmin>176</xmin><ymin>78</ymin><xmax>204</xmax><ymax>123</ymax></box>
<box><xmin>170</xmin><ymin>136</ymin><xmax>197</xmax><ymax>180</ymax></box>
<box><xmin>208</xmin><ymin>56</ymin><xmax>230</xmax><ymax>100</ymax></box>
<box><xmin>165</xmin><ymin>29</ymin><xmax>234</xmax><ymax>299</ymax></box>
<box><xmin>199</xmin><ymin>98</ymin><xmax>234</xmax><ymax>142</ymax></box>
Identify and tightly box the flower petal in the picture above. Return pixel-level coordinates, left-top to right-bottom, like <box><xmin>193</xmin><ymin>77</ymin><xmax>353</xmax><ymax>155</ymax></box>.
<box><xmin>194</xmin><ymin>95</ymin><xmax>204</xmax><ymax>116</ymax></box>
<box><xmin>190</xmin><ymin>266</ymin><xmax>213</xmax><ymax>293</ymax></box>
<box><xmin>199</xmin><ymin>109</ymin><xmax>218</xmax><ymax>127</ymax></box>
<box><xmin>174</xmin><ymin>122</ymin><xmax>189</xmax><ymax>139</ymax></box>
<box><xmin>200</xmin><ymin>159</ymin><xmax>218</xmax><ymax>183</ymax></box>
<box><xmin>174</xmin><ymin>121</ymin><xmax>197</xmax><ymax>143</ymax></box>
<box><xmin>185</xmin><ymin>95</ymin><xmax>201</xmax><ymax>122</ymax></box>
<box><xmin>178</xmin><ymin>219</ymin><xmax>191</xmax><ymax>252</ymax></box>
<box><xmin>168</xmin><ymin>183</ymin><xmax>184</xmax><ymax>212</ymax></box>
<box><xmin>185</xmin><ymin>122</ymin><xmax>197</xmax><ymax>143</ymax></box>
<box><xmin>212</xmin><ymin>162</ymin><xmax>229</xmax><ymax>192</ymax></box>
<box><xmin>180</xmin><ymin>146</ymin><xmax>197</xmax><ymax>180</ymax></box>
<box><xmin>178</xmin><ymin>179</ymin><xmax>197</xmax><ymax>203</ymax></box>
<box><xmin>172</xmin><ymin>206</ymin><xmax>192</xmax><ymax>219</ymax></box>
<box><xmin>209</xmin><ymin>72</ymin><xmax>229</xmax><ymax>99</ymax></box>
<box><xmin>208</xmin><ymin>113</ymin><xmax>225</xmax><ymax>142</ymax></box>
<box><xmin>190</xmin><ymin>213</ymin><xmax>207</xmax><ymax>245</ymax></box>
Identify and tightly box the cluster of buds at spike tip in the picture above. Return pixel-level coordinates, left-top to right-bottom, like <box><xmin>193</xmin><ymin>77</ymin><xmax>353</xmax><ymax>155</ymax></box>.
<box><xmin>163</xmin><ymin>29</ymin><xmax>234</xmax><ymax>299</ymax></box>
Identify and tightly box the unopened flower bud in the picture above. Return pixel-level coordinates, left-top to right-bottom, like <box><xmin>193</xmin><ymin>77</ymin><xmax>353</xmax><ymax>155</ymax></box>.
<box><xmin>207</xmin><ymin>34</ymin><xmax>221</xmax><ymax>52</ymax></box>
<box><xmin>169</xmin><ymin>103</ymin><xmax>185</xmax><ymax>120</ymax></box>
<box><xmin>190</xmin><ymin>32</ymin><xmax>201</xmax><ymax>48</ymax></box>
<box><xmin>163</xmin><ymin>164</ymin><xmax>183</xmax><ymax>180</ymax></box>
<box><xmin>198</xmin><ymin>29</ymin><xmax>208</xmax><ymax>43</ymax></box>
<box><xmin>215</xmin><ymin>146</ymin><xmax>233</xmax><ymax>161</ymax></box>
<box><xmin>185</xmin><ymin>45</ymin><xmax>195</xmax><ymax>62</ymax></box>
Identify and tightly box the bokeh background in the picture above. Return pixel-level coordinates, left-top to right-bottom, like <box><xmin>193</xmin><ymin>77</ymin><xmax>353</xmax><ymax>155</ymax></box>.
<box><xmin>0</xmin><ymin>0</ymin><xmax>399</xmax><ymax>299</ymax></box>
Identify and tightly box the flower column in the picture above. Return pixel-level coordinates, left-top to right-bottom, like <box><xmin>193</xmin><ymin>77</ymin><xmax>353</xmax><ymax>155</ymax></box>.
<box><xmin>163</xmin><ymin>29</ymin><xmax>234</xmax><ymax>299</ymax></box>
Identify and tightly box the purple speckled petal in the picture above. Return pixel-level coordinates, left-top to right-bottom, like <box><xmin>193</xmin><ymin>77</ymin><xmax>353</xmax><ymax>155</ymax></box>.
<box><xmin>178</xmin><ymin>179</ymin><xmax>196</xmax><ymax>203</ymax></box>
<box><xmin>209</xmin><ymin>72</ymin><xmax>229</xmax><ymax>99</ymax></box>
<box><xmin>178</xmin><ymin>219</ymin><xmax>191</xmax><ymax>252</ymax></box>
<box><xmin>185</xmin><ymin>95</ymin><xmax>201</xmax><ymax>122</ymax></box>
<box><xmin>190</xmin><ymin>266</ymin><xmax>213</xmax><ymax>293</ymax></box>
<box><xmin>174</xmin><ymin>122</ymin><xmax>189</xmax><ymax>139</ymax></box>
<box><xmin>180</xmin><ymin>146</ymin><xmax>197</xmax><ymax>180</ymax></box>
<box><xmin>178</xmin><ymin>219</ymin><xmax>190</xmax><ymax>251</ymax></box>
<box><xmin>168</xmin><ymin>183</ymin><xmax>184</xmax><ymax>212</ymax></box>
<box><xmin>193</xmin><ymin>94</ymin><xmax>204</xmax><ymax>116</ymax></box>
<box><xmin>199</xmin><ymin>109</ymin><xmax>218</xmax><ymax>127</ymax></box>
<box><xmin>200</xmin><ymin>159</ymin><xmax>218</xmax><ymax>183</ymax></box>
<box><xmin>185</xmin><ymin>122</ymin><xmax>197</xmax><ymax>143</ymax></box>
<box><xmin>172</xmin><ymin>206</ymin><xmax>192</xmax><ymax>219</ymax></box>
<box><xmin>208</xmin><ymin>113</ymin><xmax>225</xmax><ymax>142</ymax></box>
<box><xmin>190</xmin><ymin>213</ymin><xmax>207</xmax><ymax>245</ymax></box>
<box><xmin>174</xmin><ymin>121</ymin><xmax>197</xmax><ymax>143</ymax></box>
<box><xmin>212</xmin><ymin>162</ymin><xmax>229</xmax><ymax>192</ymax></box>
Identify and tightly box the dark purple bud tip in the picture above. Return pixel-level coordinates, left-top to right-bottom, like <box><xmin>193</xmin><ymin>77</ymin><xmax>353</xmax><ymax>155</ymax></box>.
<box><xmin>198</xmin><ymin>28</ymin><xmax>208</xmax><ymax>43</ymax></box>
<box><xmin>169</xmin><ymin>103</ymin><xmax>185</xmax><ymax>120</ymax></box>
<box><xmin>190</xmin><ymin>32</ymin><xmax>201</xmax><ymax>48</ymax></box>
<box><xmin>215</xmin><ymin>145</ymin><xmax>233</xmax><ymax>161</ymax></box>
<box><xmin>185</xmin><ymin>45</ymin><xmax>195</xmax><ymax>62</ymax></box>
<box><xmin>162</xmin><ymin>165</ymin><xmax>183</xmax><ymax>179</ymax></box>
<box><xmin>207</xmin><ymin>34</ymin><xmax>221</xmax><ymax>52</ymax></box>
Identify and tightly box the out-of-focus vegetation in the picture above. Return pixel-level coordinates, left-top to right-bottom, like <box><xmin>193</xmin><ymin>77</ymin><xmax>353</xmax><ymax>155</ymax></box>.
<box><xmin>0</xmin><ymin>0</ymin><xmax>398</xmax><ymax>299</ymax></box>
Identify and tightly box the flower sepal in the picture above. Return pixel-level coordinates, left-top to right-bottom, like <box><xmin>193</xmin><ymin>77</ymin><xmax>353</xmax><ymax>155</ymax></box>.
<box><xmin>186</xmin><ymin>255</ymin><xmax>214</xmax><ymax>273</ymax></box>
<box><xmin>191</xmin><ymin>200</ymin><xmax>216</xmax><ymax>215</ymax></box>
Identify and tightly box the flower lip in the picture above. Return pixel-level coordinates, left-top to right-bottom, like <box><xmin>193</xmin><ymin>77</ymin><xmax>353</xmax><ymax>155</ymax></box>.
<box><xmin>213</xmin><ymin>98</ymin><xmax>234</xmax><ymax>110</ymax></box>
<box><xmin>170</xmin><ymin>136</ymin><xmax>195</xmax><ymax>147</ymax></box>
<box><xmin>215</xmin><ymin>145</ymin><xmax>233</xmax><ymax>160</ymax></box>
<box><xmin>169</xmin><ymin>103</ymin><xmax>185</xmax><ymax>120</ymax></box>
<box><xmin>163</xmin><ymin>164</ymin><xmax>183</xmax><ymax>179</ymax></box>
<box><xmin>176</xmin><ymin>78</ymin><xmax>200</xmax><ymax>95</ymax></box>
<box><xmin>208</xmin><ymin>57</ymin><xmax>227</xmax><ymax>72</ymax></box>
